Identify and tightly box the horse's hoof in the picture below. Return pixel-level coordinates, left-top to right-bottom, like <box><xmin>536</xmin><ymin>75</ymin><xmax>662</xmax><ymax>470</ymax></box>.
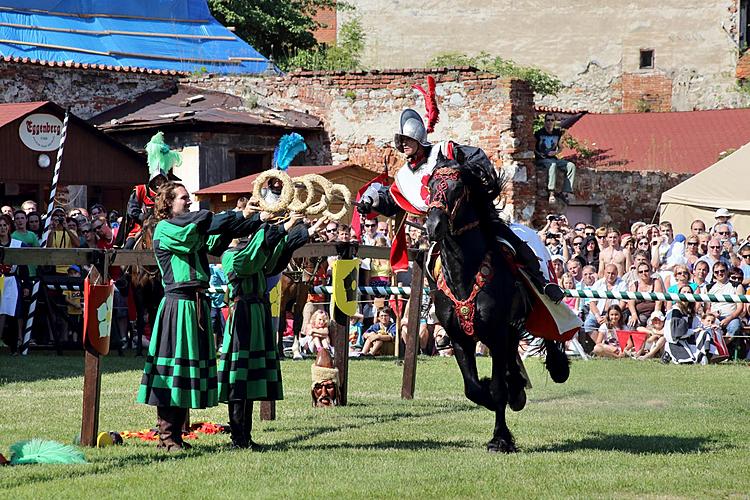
<box><xmin>487</xmin><ymin>438</ymin><xmax>518</xmax><ymax>453</ymax></box>
<box><xmin>508</xmin><ymin>389</ymin><xmax>526</xmax><ymax>412</ymax></box>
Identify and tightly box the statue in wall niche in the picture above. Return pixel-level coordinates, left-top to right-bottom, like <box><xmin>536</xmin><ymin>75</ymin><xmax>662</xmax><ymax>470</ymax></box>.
<box><xmin>311</xmin><ymin>348</ymin><xmax>339</xmax><ymax>407</ymax></box>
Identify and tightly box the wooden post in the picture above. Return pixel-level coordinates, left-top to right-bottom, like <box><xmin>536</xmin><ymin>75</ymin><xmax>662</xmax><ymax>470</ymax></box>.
<box><xmin>401</xmin><ymin>250</ymin><xmax>425</xmax><ymax>400</ymax></box>
<box><xmin>80</xmin><ymin>254</ymin><xmax>108</xmax><ymax>447</ymax></box>
<box><xmin>260</xmin><ymin>401</ymin><xmax>275</xmax><ymax>420</ymax></box>
<box><xmin>332</xmin><ymin>320</ymin><xmax>349</xmax><ymax>406</ymax></box>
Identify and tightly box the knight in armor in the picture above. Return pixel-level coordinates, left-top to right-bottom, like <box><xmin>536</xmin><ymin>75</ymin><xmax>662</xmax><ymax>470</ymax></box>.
<box><xmin>120</xmin><ymin>132</ymin><xmax>181</xmax><ymax>249</ymax></box>
<box><xmin>357</xmin><ymin>93</ymin><xmax>564</xmax><ymax>302</ymax></box>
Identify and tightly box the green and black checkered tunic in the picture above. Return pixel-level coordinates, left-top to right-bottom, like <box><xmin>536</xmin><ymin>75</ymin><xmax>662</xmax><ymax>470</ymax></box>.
<box><xmin>218</xmin><ymin>223</ymin><xmax>309</xmax><ymax>402</ymax></box>
<box><xmin>137</xmin><ymin>210</ymin><xmax>262</xmax><ymax>409</ymax></box>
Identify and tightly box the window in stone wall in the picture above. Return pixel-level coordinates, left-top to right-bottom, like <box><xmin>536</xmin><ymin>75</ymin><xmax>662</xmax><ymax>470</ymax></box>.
<box><xmin>639</xmin><ymin>49</ymin><xmax>654</xmax><ymax>70</ymax></box>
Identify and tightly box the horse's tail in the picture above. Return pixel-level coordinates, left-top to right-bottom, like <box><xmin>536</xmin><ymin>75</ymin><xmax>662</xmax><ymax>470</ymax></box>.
<box><xmin>542</xmin><ymin>339</ymin><xmax>570</xmax><ymax>384</ymax></box>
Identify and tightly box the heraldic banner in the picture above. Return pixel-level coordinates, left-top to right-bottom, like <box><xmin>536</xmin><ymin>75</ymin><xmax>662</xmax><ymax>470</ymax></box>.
<box><xmin>330</xmin><ymin>259</ymin><xmax>360</xmax><ymax>325</ymax></box>
<box><xmin>82</xmin><ymin>276</ymin><xmax>114</xmax><ymax>355</ymax></box>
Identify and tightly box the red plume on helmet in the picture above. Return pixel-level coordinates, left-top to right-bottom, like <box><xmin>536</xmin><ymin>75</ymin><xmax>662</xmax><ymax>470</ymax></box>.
<box><xmin>412</xmin><ymin>76</ymin><xmax>440</xmax><ymax>133</ymax></box>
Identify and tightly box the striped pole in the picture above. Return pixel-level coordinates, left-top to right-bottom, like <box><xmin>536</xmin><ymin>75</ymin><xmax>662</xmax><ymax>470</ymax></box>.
<box><xmin>21</xmin><ymin>109</ymin><xmax>70</xmax><ymax>355</ymax></box>
<box><xmin>565</xmin><ymin>288</ymin><xmax>750</xmax><ymax>304</ymax></box>
<box><xmin>311</xmin><ymin>285</ymin><xmax>420</xmax><ymax>297</ymax></box>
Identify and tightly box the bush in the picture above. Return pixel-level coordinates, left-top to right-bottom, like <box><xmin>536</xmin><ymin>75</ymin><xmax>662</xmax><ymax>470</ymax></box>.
<box><xmin>427</xmin><ymin>51</ymin><xmax>562</xmax><ymax>97</ymax></box>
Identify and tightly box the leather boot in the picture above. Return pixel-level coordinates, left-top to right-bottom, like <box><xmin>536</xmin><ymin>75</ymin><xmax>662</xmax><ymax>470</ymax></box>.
<box><xmin>157</xmin><ymin>406</ymin><xmax>189</xmax><ymax>451</ymax></box>
<box><xmin>228</xmin><ymin>401</ymin><xmax>248</xmax><ymax>448</ymax></box>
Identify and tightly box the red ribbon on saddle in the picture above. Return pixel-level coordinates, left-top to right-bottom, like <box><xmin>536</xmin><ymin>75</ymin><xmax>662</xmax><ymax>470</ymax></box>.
<box><xmin>436</xmin><ymin>252</ymin><xmax>494</xmax><ymax>337</ymax></box>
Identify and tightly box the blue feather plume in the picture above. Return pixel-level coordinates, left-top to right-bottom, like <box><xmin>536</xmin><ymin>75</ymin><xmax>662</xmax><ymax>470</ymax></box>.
<box><xmin>272</xmin><ymin>133</ymin><xmax>307</xmax><ymax>170</ymax></box>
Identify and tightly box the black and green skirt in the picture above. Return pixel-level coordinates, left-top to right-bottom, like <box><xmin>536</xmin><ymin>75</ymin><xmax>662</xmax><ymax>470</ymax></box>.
<box><xmin>217</xmin><ymin>296</ymin><xmax>283</xmax><ymax>402</ymax></box>
<box><xmin>137</xmin><ymin>292</ymin><xmax>218</xmax><ymax>409</ymax></box>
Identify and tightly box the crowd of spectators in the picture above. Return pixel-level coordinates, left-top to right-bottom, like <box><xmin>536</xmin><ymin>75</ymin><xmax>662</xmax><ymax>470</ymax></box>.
<box><xmin>545</xmin><ymin>210</ymin><xmax>750</xmax><ymax>362</ymax></box>
<box><xmin>0</xmin><ymin>200</ymin><xmax>127</xmax><ymax>355</ymax></box>
<box><xmin>3</xmin><ymin>195</ymin><xmax>748</xmax><ymax>364</ymax></box>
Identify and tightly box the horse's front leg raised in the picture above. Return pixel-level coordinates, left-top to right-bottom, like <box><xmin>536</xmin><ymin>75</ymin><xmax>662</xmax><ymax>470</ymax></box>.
<box><xmin>487</xmin><ymin>345</ymin><xmax>517</xmax><ymax>453</ymax></box>
<box><xmin>453</xmin><ymin>339</ymin><xmax>494</xmax><ymax>410</ymax></box>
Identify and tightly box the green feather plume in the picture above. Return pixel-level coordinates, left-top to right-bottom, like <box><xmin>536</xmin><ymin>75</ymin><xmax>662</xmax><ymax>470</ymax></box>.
<box><xmin>146</xmin><ymin>131</ymin><xmax>181</xmax><ymax>178</ymax></box>
<box><xmin>9</xmin><ymin>439</ymin><xmax>87</xmax><ymax>465</ymax></box>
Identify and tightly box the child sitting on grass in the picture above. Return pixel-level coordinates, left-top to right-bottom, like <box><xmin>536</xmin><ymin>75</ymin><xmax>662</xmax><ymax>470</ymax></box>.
<box><xmin>361</xmin><ymin>307</ymin><xmax>396</xmax><ymax>357</ymax></box>
<box><xmin>306</xmin><ymin>309</ymin><xmax>332</xmax><ymax>354</ymax></box>
<box><xmin>593</xmin><ymin>304</ymin><xmax>630</xmax><ymax>359</ymax></box>
<box><xmin>636</xmin><ymin>310</ymin><xmax>666</xmax><ymax>359</ymax></box>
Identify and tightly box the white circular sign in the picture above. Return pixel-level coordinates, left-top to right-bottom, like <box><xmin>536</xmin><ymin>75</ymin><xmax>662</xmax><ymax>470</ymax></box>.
<box><xmin>19</xmin><ymin>113</ymin><xmax>63</xmax><ymax>152</ymax></box>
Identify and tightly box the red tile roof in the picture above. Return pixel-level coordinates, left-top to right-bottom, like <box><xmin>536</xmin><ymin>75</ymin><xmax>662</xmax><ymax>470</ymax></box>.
<box><xmin>560</xmin><ymin>108</ymin><xmax>750</xmax><ymax>174</ymax></box>
<box><xmin>0</xmin><ymin>101</ymin><xmax>48</xmax><ymax>127</ymax></box>
<box><xmin>195</xmin><ymin>165</ymin><xmax>353</xmax><ymax>195</ymax></box>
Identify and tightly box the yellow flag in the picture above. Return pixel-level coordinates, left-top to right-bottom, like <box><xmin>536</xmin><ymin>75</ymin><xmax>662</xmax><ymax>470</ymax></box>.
<box><xmin>331</xmin><ymin>259</ymin><xmax>360</xmax><ymax>318</ymax></box>
<box><xmin>269</xmin><ymin>280</ymin><xmax>281</xmax><ymax>318</ymax></box>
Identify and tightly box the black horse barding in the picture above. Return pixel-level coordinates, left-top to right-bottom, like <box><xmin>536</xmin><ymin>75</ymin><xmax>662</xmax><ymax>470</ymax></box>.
<box><xmin>425</xmin><ymin>164</ymin><xmax>569</xmax><ymax>453</ymax></box>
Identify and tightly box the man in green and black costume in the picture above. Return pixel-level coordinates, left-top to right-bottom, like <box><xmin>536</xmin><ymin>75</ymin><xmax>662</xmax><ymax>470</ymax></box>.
<box><xmin>217</xmin><ymin>214</ymin><xmax>327</xmax><ymax>449</ymax></box>
<box><xmin>137</xmin><ymin>182</ymin><xmax>265</xmax><ymax>451</ymax></box>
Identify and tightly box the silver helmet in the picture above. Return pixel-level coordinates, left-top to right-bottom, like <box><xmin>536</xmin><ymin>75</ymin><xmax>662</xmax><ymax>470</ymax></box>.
<box><xmin>394</xmin><ymin>109</ymin><xmax>431</xmax><ymax>152</ymax></box>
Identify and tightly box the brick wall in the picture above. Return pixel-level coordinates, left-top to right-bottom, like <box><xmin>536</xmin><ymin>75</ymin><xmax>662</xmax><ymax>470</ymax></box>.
<box><xmin>621</xmin><ymin>73</ymin><xmax>673</xmax><ymax>113</ymax></box>
<box><xmin>0</xmin><ymin>61</ymin><xmax>178</xmax><ymax>119</ymax></box>
<box><xmin>737</xmin><ymin>51</ymin><xmax>750</xmax><ymax>81</ymax></box>
<box><xmin>312</xmin><ymin>4</ymin><xmax>337</xmax><ymax>45</ymax></box>
<box><xmin>188</xmin><ymin>68</ymin><xmax>684</xmax><ymax>228</ymax></box>
<box><xmin>535</xmin><ymin>162</ymin><xmax>689</xmax><ymax>229</ymax></box>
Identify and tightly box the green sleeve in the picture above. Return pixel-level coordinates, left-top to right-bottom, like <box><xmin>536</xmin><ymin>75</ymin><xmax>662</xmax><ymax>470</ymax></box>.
<box><xmin>206</xmin><ymin>233</ymin><xmax>233</xmax><ymax>256</ymax></box>
<box><xmin>154</xmin><ymin>220</ymin><xmax>202</xmax><ymax>254</ymax></box>
<box><xmin>223</xmin><ymin>230</ymin><xmax>269</xmax><ymax>277</ymax></box>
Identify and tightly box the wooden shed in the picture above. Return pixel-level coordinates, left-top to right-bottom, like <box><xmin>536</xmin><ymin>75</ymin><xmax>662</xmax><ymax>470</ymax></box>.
<box><xmin>195</xmin><ymin>165</ymin><xmax>387</xmax><ymax>221</ymax></box>
<box><xmin>0</xmin><ymin>101</ymin><xmax>146</xmax><ymax>211</ymax></box>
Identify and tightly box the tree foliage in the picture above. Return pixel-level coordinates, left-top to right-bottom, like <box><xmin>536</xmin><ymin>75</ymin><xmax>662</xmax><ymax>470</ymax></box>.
<box><xmin>427</xmin><ymin>51</ymin><xmax>563</xmax><ymax>97</ymax></box>
<box><xmin>280</xmin><ymin>17</ymin><xmax>365</xmax><ymax>71</ymax></box>
<box><xmin>208</xmin><ymin>0</ymin><xmax>337</xmax><ymax>61</ymax></box>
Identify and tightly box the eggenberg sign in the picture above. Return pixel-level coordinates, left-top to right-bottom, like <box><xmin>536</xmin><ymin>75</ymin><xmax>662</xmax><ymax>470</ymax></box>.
<box><xmin>19</xmin><ymin>113</ymin><xmax>63</xmax><ymax>152</ymax></box>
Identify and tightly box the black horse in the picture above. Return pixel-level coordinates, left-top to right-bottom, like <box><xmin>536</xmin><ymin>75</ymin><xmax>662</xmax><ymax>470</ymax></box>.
<box><xmin>425</xmin><ymin>164</ymin><xmax>569</xmax><ymax>453</ymax></box>
<box><xmin>127</xmin><ymin>216</ymin><xmax>163</xmax><ymax>356</ymax></box>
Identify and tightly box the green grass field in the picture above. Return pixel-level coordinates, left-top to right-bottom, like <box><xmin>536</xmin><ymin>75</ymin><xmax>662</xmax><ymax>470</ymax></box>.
<box><xmin>1</xmin><ymin>353</ymin><xmax>748</xmax><ymax>499</ymax></box>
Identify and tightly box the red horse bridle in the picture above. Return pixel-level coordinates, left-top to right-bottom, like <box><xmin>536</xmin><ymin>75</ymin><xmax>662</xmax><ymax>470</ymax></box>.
<box><xmin>427</xmin><ymin>167</ymin><xmax>480</xmax><ymax>236</ymax></box>
<box><xmin>429</xmin><ymin>167</ymin><xmax>493</xmax><ymax>337</ymax></box>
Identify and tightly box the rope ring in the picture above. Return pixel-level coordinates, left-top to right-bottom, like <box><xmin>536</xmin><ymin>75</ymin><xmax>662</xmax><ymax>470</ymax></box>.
<box><xmin>288</xmin><ymin>175</ymin><xmax>315</xmax><ymax>212</ymax></box>
<box><xmin>323</xmin><ymin>184</ymin><xmax>352</xmax><ymax>221</ymax></box>
<box><xmin>302</xmin><ymin>174</ymin><xmax>333</xmax><ymax>215</ymax></box>
<box><xmin>253</xmin><ymin>170</ymin><xmax>293</xmax><ymax>213</ymax></box>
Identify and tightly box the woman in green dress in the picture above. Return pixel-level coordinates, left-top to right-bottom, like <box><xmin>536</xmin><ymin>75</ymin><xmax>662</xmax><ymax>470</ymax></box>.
<box><xmin>218</xmin><ymin>214</ymin><xmax>325</xmax><ymax>448</ymax></box>
<box><xmin>137</xmin><ymin>181</ymin><xmax>265</xmax><ymax>451</ymax></box>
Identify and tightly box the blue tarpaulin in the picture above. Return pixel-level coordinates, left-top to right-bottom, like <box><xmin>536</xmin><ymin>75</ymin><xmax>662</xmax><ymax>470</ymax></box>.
<box><xmin>0</xmin><ymin>0</ymin><xmax>275</xmax><ymax>74</ymax></box>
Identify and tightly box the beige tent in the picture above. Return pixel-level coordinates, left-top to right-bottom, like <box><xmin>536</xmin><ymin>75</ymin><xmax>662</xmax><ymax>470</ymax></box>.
<box><xmin>659</xmin><ymin>142</ymin><xmax>750</xmax><ymax>238</ymax></box>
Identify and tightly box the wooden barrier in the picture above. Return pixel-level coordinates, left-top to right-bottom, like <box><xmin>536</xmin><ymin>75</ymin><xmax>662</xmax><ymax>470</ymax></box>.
<box><xmin>1</xmin><ymin>244</ymin><xmax>425</xmax><ymax>440</ymax></box>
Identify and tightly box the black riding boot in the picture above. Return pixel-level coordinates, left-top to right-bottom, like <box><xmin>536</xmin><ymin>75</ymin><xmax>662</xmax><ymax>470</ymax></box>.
<box><xmin>494</xmin><ymin>221</ymin><xmax>565</xmax><ymax>303</ymax></box>
<box><xmin>228</xmin><ymin>401</ymin><xmax>248</xmax><ymax>448</ymax></box>
<box><xmin>243</xmin><ymin>401</ymin><xmax>261</xmax><ymax>450</ymax></box>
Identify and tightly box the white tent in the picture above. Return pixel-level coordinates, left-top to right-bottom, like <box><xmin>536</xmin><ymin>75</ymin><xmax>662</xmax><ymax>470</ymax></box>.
<box><xmin>659</xmin><ymin>142</ymin><xmax>750</xmax><ymax>238</ymax></box>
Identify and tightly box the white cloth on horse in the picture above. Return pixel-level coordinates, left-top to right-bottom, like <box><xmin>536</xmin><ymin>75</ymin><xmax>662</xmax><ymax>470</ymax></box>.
<box><xmin>509</xmin><ymin>224</ymin><xmax>553</xmax><ymax>281</ymax></box>
<box><xmin>0</xmin><ymin>239</ymin><xmax>22</xmax><ymax>317</ymax></box>
<box><xmin>508</xmin><ymin>224</ymin><xmax>582</xmax><ymax>340</ymax></box>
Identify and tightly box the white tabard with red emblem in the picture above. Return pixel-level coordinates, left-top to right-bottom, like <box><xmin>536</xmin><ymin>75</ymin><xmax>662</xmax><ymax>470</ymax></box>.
<box><xmin>390</xmin><ymin>141</ymin><xmax>451</xmax><ymax>215</ymax></box>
